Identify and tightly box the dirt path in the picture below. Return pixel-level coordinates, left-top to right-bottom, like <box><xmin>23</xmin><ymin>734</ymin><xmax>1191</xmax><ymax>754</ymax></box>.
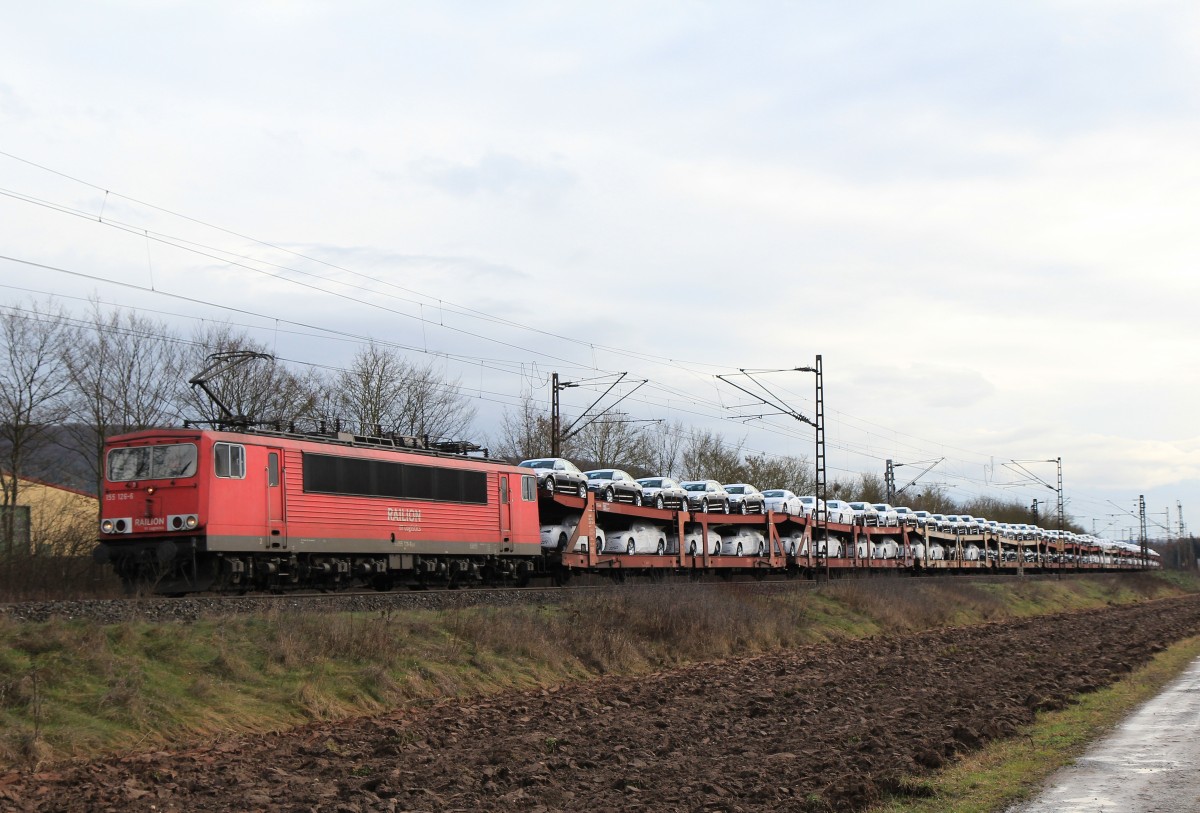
<box><xmin>4</xmin><ymin>596</ymin><xmax>1200</xmax><ymax>813</ymax></box>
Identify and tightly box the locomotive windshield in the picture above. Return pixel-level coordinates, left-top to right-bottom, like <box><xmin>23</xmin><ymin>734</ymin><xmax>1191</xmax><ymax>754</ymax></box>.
<box><xmin>107</xmin><ymin>443</ymin><xmax>198</xmax><ymax>482</ymax></box>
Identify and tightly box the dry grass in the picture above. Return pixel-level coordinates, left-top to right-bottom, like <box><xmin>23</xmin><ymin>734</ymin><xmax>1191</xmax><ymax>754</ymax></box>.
<box><xmin>0</xmin><ymin>572</ymin><xmax>1192</xmax><ymax>772</ymax></box>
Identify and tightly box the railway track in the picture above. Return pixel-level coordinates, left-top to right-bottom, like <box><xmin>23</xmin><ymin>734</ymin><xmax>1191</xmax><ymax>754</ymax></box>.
<box><xmin>0</xmin><ymin>571</ymin><xmax>1075</xmax><ymax>624</ymax></box>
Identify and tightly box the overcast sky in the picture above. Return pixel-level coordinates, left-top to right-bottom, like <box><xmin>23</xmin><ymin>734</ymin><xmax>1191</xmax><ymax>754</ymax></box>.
<box><xmin>3</xmin><ymin>1</ymin><xmax>1198</xmax><ymax>539</ymax></box>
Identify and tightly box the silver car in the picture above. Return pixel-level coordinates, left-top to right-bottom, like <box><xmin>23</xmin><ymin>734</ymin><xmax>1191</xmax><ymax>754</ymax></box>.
<box><xmin>636</xmin><ymin>476</ymin><xmax>689</xmax><ymax>510</ymax></box>
<box><xmin>679</xmin><ymin>480</ymin><xmax>732</xmax><ymax>513</ymax></box>
<box><xmin>583</xmin><ymin>468</ymin><xmax>644</xmax><ymax>505</ymax></box>
<box><xmin>848</xmin><ymin>501</ymin><xmax>881</xmax><ymax>526</ymax></box>
<box><xmin>722</xmin><ymin>484</ymin><xmax>766</xmax><ymax>514</ymax></box>
<box><xmin>518</xmin><ymin>458</ymin><xmax>589</xmax><ymax>497</ymax></box>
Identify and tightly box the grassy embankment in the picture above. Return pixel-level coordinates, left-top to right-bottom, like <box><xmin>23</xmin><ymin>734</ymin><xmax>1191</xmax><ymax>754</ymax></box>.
<box><xmin>0</xmin><ymin>572</ymin><xmax>1194</xmax><ymax>772</ymax></box>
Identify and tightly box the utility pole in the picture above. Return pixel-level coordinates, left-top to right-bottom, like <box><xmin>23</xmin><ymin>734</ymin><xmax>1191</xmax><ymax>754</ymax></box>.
<box><xmin>551</xmin><ymin>373</ymin><xmax>561</xmax><ymax>457</ymax></box>
<box><xmin>884</xmin><ymin>459</ymin><xmax>895</xmax><ymax>504</ymax></box>
<box><xmin>1139</xmin><ymin>495</ymin><xmax>1148</xmax><ymax>569</ymax></box>
<box><xmin>1178</xmin><ymin>501</ymin><xmax>1187</xmax><ymax>538</ymax></box>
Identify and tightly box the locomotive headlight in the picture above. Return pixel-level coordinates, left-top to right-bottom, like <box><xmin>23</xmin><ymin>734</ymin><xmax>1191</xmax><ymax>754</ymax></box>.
<box><xmin>101</xmin><ymin>519</ymin><xmax>114</xmax><ymax>533</ymax></box>
<box><xmin>185</xmin><ymin>515</ymin><xmax>198</xmax><ymax>529</ymax></box>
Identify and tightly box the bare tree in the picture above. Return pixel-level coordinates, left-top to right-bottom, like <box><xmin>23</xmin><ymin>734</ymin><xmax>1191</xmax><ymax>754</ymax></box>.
<box><xmin>492</xmin><ymin>391</ymin><xmax>555</xmax><ymax>461</ymax></box>
<box><xmin>569</xmin><ymin>412</ymin><xmax>652</xmax><ymax>471</ymax></box>
<box><xmin>0</xmin><ymin>301</ymin><xmax>72</xmax><ymax>554</ymax></box>
<box><xmin>62</xmin><ymin>300</ymin><xmax>187</xmax><ymax>495</ymax></box>
<box><xmin>743</xmin><ymin>452</ymin><xmax>813</xmax><ymax>492</ymax></box>
<box><xmin>333</xmin><ymin>343</ymin><xmax>477</xmax><ymax>442</ymax></box>
<box><xmin>390</xmin><ymin>361</ymin><xmax>477</xmax><ymax>442</ymax></box>
<box><xmin>641</xmin><ymin>419</ymin><xmax>689</xmax><ymax>478</ymax></box>
<box><xmin>176</xmin><ymin>324</ymin><xmax>319</xmax><ymax>426</ymax></box>
<box><xmin>680</xmin><ymin>428</ymin><xmax>745</xmax><ymax>483</ymax></box>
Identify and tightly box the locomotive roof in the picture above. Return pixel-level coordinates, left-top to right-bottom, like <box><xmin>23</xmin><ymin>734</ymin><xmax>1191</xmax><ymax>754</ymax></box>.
<box><xmin>105</xmin><ymin>425</ymin><xmax>507</xmax><ymax>466</ymax></box>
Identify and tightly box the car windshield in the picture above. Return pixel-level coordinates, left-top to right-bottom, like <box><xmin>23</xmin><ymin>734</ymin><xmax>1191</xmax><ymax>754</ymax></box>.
<box><xmin>725</xmin><ymin>486</ymin><xmax>745</xmax><ymax>494</ymax></box>
<box><xmin>762</xmin><ymin>490</ymin><xmax>784</xmax><ymax>497</ymax></box>
<box><xmin>638</xmin><ymin>479</ymin><xmax>662</xmax><ymax>487</ymax></box>
<box><xmin>683</xmin><ymin>483</ymin><xmax>706</xmax><ymax>491</ymax></box>
<box><xmin>587</xmin><ymin>470</ymin><xmax>614</xmax><ymax>480</ymax></box>
<box><xmin>519</xmin><ymin>459</ymin><xmax>554</xmax><ymax>469</ymax></box>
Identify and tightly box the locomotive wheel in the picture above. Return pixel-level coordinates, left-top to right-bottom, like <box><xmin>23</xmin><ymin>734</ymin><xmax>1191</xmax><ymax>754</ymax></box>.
<box><xmin>604</xmin><ymin>487</ymin><xmax>616</xmax><ymax>503</ymax></box>
<box><xmin>654</xmin><ymin>494</ymin><xmax>664</xmax><ymax>509</ymax></box>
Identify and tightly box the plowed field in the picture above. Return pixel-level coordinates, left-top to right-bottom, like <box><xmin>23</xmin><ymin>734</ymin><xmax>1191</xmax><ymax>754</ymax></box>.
<box><xmin>4</xmin><ymin>595</ymin><xmax>1200</xmax><ymax>813</ymax></box>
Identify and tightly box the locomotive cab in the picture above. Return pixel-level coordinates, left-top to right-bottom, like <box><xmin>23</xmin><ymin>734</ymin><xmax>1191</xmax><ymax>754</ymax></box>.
<box><xmin>96</xmin><ymin>429</ymin><xmax>286</xmax><ymax>592</ymax></box>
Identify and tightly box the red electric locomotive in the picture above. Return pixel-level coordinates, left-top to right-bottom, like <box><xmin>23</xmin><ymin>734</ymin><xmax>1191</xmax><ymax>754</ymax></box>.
<box><xmin>95</xmin><ymin>427</ymin><xmax>543</xmax><ymax>593</ymax></box>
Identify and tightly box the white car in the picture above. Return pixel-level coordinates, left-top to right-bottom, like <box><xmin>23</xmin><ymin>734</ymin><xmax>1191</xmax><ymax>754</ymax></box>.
<box><xmin>822</xmin><ymin>500</ymin><xmax>855</xmax><ymax>524</ymax></box>
<box><xmin>813</xmin><ymin>533</ymin><xmax>843</xmax><ymax>557</ymax></box>
<box><xmin>848</xmin><ymin>501</ymin><xmax>881</xmax><ymax>526</ymax></box>
<box><xmin>962</xmin><ymin>543</ymin><xmax>981</xmax><ymax>561</ymax></box>
<box><xmin>780</xmin><ymin>530</ymin><xmax>807</xmax><ymax>556</ymax></box>
<box><xmin>540</xmin><ymin>514</ymin><xmax>581</xmax><ymax>552</ymax></box>
<box><xmin>927</xmin><ymin>542</ymin><xmax>946</xmax><ymax>560</ymax></box>
<box><xmin>680</xmin><ymin>524</ymin><xmax>722</xmax><ymax>556</ymax></box>
<box><xmin>604</xmin><ymin>521</ymin><xmax>669</xmax><ymax>555</ymax></box>
<box><xmin>719</xmin><ymin>527</ymin><xmax>767</xmax><ymax>557</ymax></box>
<box><xmin>761</xmin><ymin>489</ymin><xmax>803</xmax><ymax>516</ymax></box>
<box><xmin>875</xmin><ymin>537</ymin><xmax>901</xmax><ymax>559</ymax></box>
<box><xmin>893</xmin><ymin>506</ymin><xmax>920</xmax><ymax>527</ymax></box>
<box><xmin>855</xmin><ymin>538</ymin><xmax>880</xmax><ymax>558</ymax></box>
<box><xmin>797</xmin><ymin>495</ymin><xmax>825</xmax><ymax>518</ymax></box>
<box><xmin>871</xmin><ymin>503</ymin><xmax>901</xmax><ymax>527</ymax></box>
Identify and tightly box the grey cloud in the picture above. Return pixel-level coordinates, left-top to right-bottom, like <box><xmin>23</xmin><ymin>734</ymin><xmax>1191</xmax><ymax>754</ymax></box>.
<box><xmin>407</xmin><ymin>152</ymin><xmax>576</xmax><ymax>206</ymax></box>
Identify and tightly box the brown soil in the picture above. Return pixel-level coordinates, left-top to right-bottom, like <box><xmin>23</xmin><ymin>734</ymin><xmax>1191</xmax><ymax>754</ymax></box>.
<box><xmin>3</xmin><ymin>595</ymin><xmax>1200</xmax><ymax>813</ymax></box>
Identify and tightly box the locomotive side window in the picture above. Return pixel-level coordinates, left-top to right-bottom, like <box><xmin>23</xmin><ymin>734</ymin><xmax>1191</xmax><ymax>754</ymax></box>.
<box><xmin>521</xmin><ymin>474</ymin><xmax>536</xmax><ymax>501</ymax></box>
<box><xmin>267</xmin><ymin>452</ymin><xmax>280</xmax><ymax>487</ymax></box>
<box><xmin>107</xmin><ymin>443</ymin><xmax>198</xmax><ymax>482</ymax></box>
<box><xmin>214</xmin><ymin>443</ymin><xmax>246</xmax><ymax>479</ymax></box>
<box><xmin>499</xmin><ymin>476</ymin><xmax>509</xmax><ymax>504</ymax></box>
<box><xmin>302</xmin><ymin>453</ymin><xmax>488</xmax><ymax>504</ymax></box>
